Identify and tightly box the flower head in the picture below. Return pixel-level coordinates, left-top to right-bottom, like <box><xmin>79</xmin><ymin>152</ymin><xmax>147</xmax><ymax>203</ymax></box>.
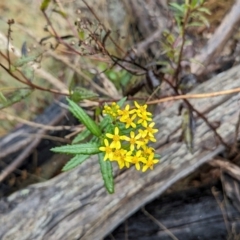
<box><xmin>106</xmin><ymin>127</ymin><xmax>125</xmax><ymax>149</ymax></box>
<box><xmin>100</xmin><ymin>100</ymin><xmax>160</xmax><ymax>172</ymax></box>
<box><xmin>126</xmin><ymin>150</ymin><xmax>146</xmax><ymax>170</ymax></box>
<box><xmin>120</xmin><ymin>114</ymin><xmax>137</xmax><ymax>129</ymax></box>
<box><xmin>103</xmin><ymin>102</ymin><xmax>120</xmax><ymax>119</ymax></box>
<box><xmin>134</xmin><ymin>101</ymin><xmax>152</xmax><ymax>116</ymax></box>
<box><xmin>118</xmin><ymin>104</ymin><xmax>135</xmax><ymax>121</ymax></box>
<box><xmin>145</xmin><ymin>122</ymin><xmax>158</xmax><ymax>137</ymax></box>
<box><xmin>99</xmin><ymin>139</ymin><xmax>114</xmax><ymax>160</ymax></box>
<box><xmin>124</xmin><ymin>131</ymin><xmax>142</xmax><ymax>151</ymax></box>
<box><xmin>137</xmin><ymin>112</ymin><xmax>153</xmax><ymax>127</ymax></box>
<box><xmin>142</xmin><ymin>153</ymin><xmax>159</xmax><ymax>172</ymax></box>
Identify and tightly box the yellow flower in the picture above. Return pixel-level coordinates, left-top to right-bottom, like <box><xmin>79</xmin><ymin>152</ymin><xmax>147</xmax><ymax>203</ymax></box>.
<box><xmin>142</xmin><ymin>146</ymin><xmax>154</xmax><ymax>156</ymax></box>
<box><xmin>121</xmin><ymin>114</ymin><xmax>137</xmax><ymax>128</ymax></box>
<box><xmin>137</xmin><ymin>112</ymin><xmax>152</xmax><ymax>127</ymax></box>
<box><xmin>145</xmin><ymin>122</ymin><xmax>158</xmax><ymax>137</ymax></box>
<box><xmin>141</xmin><ymin>133</ymin><xmax>157</xmax><ymax>144</ymax></box>
<box><xmin>124</xmin><ymin>131</ymin><xmax>142</xmax><ymax>151</ymax></box>
<box><xmin>134</xmin><ymin>101</ymin><xmax>152</xmax><ymax>117</ymax></box>
<box><xmin>138</xmin><ymin>129</ymin><xmax>147</xmax><ymax>138</ymax></box>
<box><xmin>103</xmin><ymin>102</ymin><xmax>120</xmax><ymax>118</ymax></box>
<box><xmin>118</xmin><ymin>104</ymin><xmax>135</xmax><ymax>121</ymax></box>
<box><xmin>126</xmin><ymin>150</ymin><xmax>146</xmax><ymax>171</ymax></box>
<box><xmin>99</xmin><ymin>139</ymin><xmax>114</xmax><ymax>160</ymax></box>
<box><xmin>115</xmin><ymin>149</ymin><xmax>132</xmax><ymax>169</ymax></box>
<box><xmin>142</xmin><ymin>153</ymin><xmax>159</xmax><ymax>172</ymax></box>
<box><xmin>106</xmin><ymin>127</ymin><xmax>125</xmax><ymax>149</ymax></box>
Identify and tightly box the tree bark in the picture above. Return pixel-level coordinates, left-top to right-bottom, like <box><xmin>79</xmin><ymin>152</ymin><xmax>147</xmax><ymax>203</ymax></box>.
<box><xmin>1</xmin><ymin>65</ymin><xmax>240</xmax><ymax>240</ymax></box>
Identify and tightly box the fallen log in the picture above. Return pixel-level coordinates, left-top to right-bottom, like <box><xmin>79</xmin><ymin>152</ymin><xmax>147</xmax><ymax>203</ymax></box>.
<box><xmin>105</xmin><ymin>182</ymin><xmax>240</xmax><ymax>240</ymax></box>
<box><xmin>1</xmin><ymin>64</ymin><xmax>240</xmax><ymax>240</ymax></box>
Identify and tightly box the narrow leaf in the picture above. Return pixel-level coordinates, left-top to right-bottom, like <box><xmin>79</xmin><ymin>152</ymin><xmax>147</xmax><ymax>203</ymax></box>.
<box><xmin>40</xmin><ymin>0</ymin><xmax>51</xmax><ymax>11</ymax></box>
<box><xmin>98</xmin><ymin>153</ymin><xmax>114</xmax><ymax>194</ymax></box>
<box><xmin>51</xmin><ymin>142</ymin><xmax>101</xmax><ymax>155</ymax></box>
<box><xmin>62</xmin><ymin>154</ymin><xmax>89</xmax><ymax>171</ymax></box>
<box><xmin>197</xmin><ymin>7</ymin><xmax>211</xmax><ymax>15</ymax></box>
<box><xmin>70</xmin><ymin>87</ymin><xmax>99</xmax><ymax>102</ymax></box>
<box><xmin>99</xmin><ymin>115</ymin><xmax>112</xmax><ymax>129</ymax></box>
<box><xmin>117</xmin><ymin>97</ymin><xmax>127</xmax><ymax>108</ymax></box>
<box><xmin>67</xmin><ymin>98</ymin><xmax>101</xmax><ymax>137</ymax></box>
<box><xmin>169</xmin><ymin>3</ymin><xmax>184</xmax><ymax>13</ymax></box>
<box><xmin>0</xmin><ymin>89</ymin><xmax>32</xmax><ymax>110</ymax></box>
<box><xmin>0</xmin><ymin>92</ymin><xmax>7</xmax><ymax>103</ymax></box>
<box><xmin>72</xmin><ymin>128</ymin><xmax>91</xmax><ymax>144</ymax></box>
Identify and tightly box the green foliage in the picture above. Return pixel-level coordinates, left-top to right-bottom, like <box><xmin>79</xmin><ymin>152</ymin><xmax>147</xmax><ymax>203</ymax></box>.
<box><xmin>51</xmin><ymin>97</ymin><xmax>120</xmax><ymax>193</ymax></box>
<box><xmin>0</xmin><ymin>89</ymin><xmax>32</xmax><ymax>110</ymax></box>
<box><xmin>51</xmin><ymin>142</ymin><xmax>101</xmax><ymax>155</ymax></box>
<box><xmin>98</xmin><ymin>152</ymin><xmax>114</xmax><ymax>194</ymax></box>
<box><xmin>72</xmin><ymin>128</ymin><xmax>91</xmax><ymax>144</ymax></box>
<box><xmin>67</xmin><ymin>98</ymin><xmax>101</xmax><ymax>137</ymax></box>
<box><xmin>170</xmin><ymin>0</ymin><xmax>210</xmax><ymax>32</ymax></box>
<box><xmin>62</xmin><ymin>154</ymin><xmax>89</xmax><ymax>171</ymax></box>
<box><xmin>116</xmin><ymin>96</ymin><xmax>127</xmax><ymax>108</ymax></box>
<box><xmin>70</xmin><ymin>87</ymin><xmax>99</xmax><ymax>102</ymax></box>
<box><xmin>0</xmin><ymin>92</ymin><xmax>7</xmax><ymax>103</ymax></box>
<box><xmin>40</xmin><ymin>0</ymin><xmax>51</xmax><ymax>11</ymax></box>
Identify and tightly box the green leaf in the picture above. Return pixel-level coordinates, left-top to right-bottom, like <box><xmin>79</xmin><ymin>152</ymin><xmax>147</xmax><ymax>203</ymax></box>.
<box><xmin>117</xmin><ymin>97</ymin><xmax>127</xmax><ymax>108</ymax></box>
<box><xmin>79</xmin><ymin>31</ymin><xmax>85</xmax><ymax>40</ymax></box>
<box><xmin>0</xmin><ymin>89</ymin><xmax>32</xmax><ymax>110</ymax></box>
<box><xmin>0</xmin><ymin>92</ymin><xmax>7</xmax><ymax>103</ymax></box>
<box><xmin>51</xmin><ymin>142</ymin><xmax>101</xmax><ymax>155</ymax></box>
<box><xmin>98</xmin><ymin>153</ymin><xmax>114</xmax><ymax>194</ymax></box>
<box><xmin>154</xmin><ymin>153</ymin><xmax>161</xmax><ymax>159</ymax></box>
<box><xmin>67</xmin><ymin>98</ymin><xmax>101</xmax><ymax>137</ymax></box>
<box><xmin>197</xmin><ymin>7</ymin><xmax>211</xmax><ymax>15</ymax></box>
<box><xmin>120</xmin><ymin>71</ymin><xmax>132</xmax><ymax>87</ymax></box>
<box><xmin>72</xmin><ymin>128</ymin><xmax>91</xmax><ymax>144</ymax></box>
<box><xmin>169</xmin><ymin>3</ymin><xmax>184</xmax><ymax>13</ymax></box>
<box><xmin>13</xmin><ymin>54</ymin><xmax>41</xmax><ymax>67</ymax></box>
<box><xmin>187</xmin><ymin>22</ymin><xmax>204</xmax><ymax>27</ymax></box>
<box><xmin>70</xmin><ymin>87</ymin><xmax>99</xmax><ymax>102</ymax></box>
<box><xmin>40</xmin><ymin>0</ymin><xmax>51</xmax><ymax>11</ymax></box>
<box><xmin>99</xmin><ymin>115</ymin><xmax>112</xmax><ymax>130</ymax></box>
<box><xmin>62</xmin><ymin>154</ymin><xmax>89</xmax><ymax>171</ymax></box>
<box><xmin>197</xmin><ymin>14</ymin><xmax>210</xmax><ymax>28</ymax></box>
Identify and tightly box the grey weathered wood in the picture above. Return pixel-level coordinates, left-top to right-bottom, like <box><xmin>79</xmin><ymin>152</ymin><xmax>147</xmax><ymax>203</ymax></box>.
<box><xmin>0</xmin><ymin>65</ymin><xmax>240</xmax><ymax>240</ymax></box>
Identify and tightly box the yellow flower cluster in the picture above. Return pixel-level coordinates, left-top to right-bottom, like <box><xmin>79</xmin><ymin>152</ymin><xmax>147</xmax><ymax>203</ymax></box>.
<box><xmin>99</xmin><ymin>101</ymin><xmax>159</xmax><ymax>172</ymax></box>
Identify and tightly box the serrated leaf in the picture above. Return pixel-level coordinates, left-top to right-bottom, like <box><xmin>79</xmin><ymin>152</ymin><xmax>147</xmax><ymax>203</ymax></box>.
<box><xmin>0</xmin><ymin>89</ymin><xmax>32</xmax><ymax>110</ymax></box>
<box><xmin>117</xmin><ymin>97</ymin><xmax>127</xmax><ymax>108</ymax></box>
<box><xmin>62</xmin><ymin>154</ymin><xmax>89</xmax><ymax>171</ymax></box>
<box><xmin>40</xmin><ymin>0</ymin><xmax>51</xmax><ymax>11</ymax></box>
<box><xmin>51</xmin><ymin>142</ymin><xmax>101</xmax><ymax>155</ymax></box>
<box><xmin>67</xmin><ymin>98</ymin><xmax>101</xmax><ymax>137</ymax></box>
<box><xmin>72</xmin><ymin>128</ymin><xmax>91</xmax><ymax>144</ymax></box>
<box><xmin>13</xmin><ymin>53</ymin><xmax>42</xmax><ymax>67</ymax></box>
<box><xmin>98</xmin><ymin>152</ymin><xmax>114</xmax><ymax>194</ymax></box>
<box><xmin>70</xmin><ymin>87</ymin><xmax>98</xmax><ymax>102</ymax></box>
